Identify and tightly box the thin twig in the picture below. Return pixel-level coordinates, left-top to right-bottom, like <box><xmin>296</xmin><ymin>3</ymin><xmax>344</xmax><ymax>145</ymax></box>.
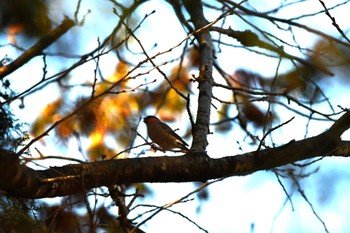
<box><xmin>257</xmin><ymin>117</ymin><xmax>295</xmax><ymax>151</ymax></box>
<box><xmin>318</xmin><ymin>0</ymin><xmax>350</xmax><ymax>44</ymax></box>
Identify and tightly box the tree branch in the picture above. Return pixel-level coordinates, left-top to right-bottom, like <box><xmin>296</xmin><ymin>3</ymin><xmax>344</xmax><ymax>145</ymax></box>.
<box><xmin>1</xmin><ymin>111</ymin><xmax>349</xmax><ymax>199</ymax></box>
<box><xmin>0</xmin><ymin>17</ymin><xmax>75</xmax><ymax>79</ymax></box>
<box><xmin>183</xmin><ymin>0</ymin><xmax>214</xmax><ymax>153</ymax></box>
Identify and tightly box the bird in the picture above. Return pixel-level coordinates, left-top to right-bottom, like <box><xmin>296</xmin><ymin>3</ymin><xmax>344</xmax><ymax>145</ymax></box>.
<box><xmin>143</xmin><ymin>115</ymin><xmax>189</xmax><ymax>152</ymax></box>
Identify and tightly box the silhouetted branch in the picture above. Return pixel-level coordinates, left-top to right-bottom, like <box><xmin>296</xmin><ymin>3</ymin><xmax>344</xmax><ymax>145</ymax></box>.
<box><xmin>0</xmin><ymin>17</ymin><xmax>75</xmax><ymax>79</ymax></box>
<box><xmin>318</xmin><ymin>0</ymin><xmax>350</xmax><ymax>44</ymax></box>
<box><xmin>1</xmin><ymin>111</ymin><xmax>349</xmax><ymax>199</ymax></box>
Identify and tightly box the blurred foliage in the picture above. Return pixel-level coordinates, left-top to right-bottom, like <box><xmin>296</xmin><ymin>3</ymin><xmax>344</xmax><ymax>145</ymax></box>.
<box><xmin>43</xmin><ymin>204</ymin><xmax>82</xmax><ymax>233</ymax></box>
<box><xmin>0</xmin><ymin>196</ymin><xmax>128</xmax><ymax>232</ymax></box>
<box><xmin>0</xmin><ymin>197</ymin><xmax>43</xmax><ymax>232</ymax></box>
<box><xmin>312</xmin><ymin>39</ymin><xmax>350</xmax><ymax>76</ymax></box>
<box><xmin>216</xmin><ymin>36</ymin><xmax>350</xmax><ymax>133</ymax></box>
<box><xmin>152</xmin><ymin>65</ymin><xmax>191</xmax><ymax>121</ymax></box>
<box><xmin>0</xmin><ymin>0</ymin><xmax>51</xmax><ymax>39</ymax></box>
<box><xmin>30</xmin><ymin>60</ymin><xmax>192</xmax><ymax>159</ymax></box>
<box><xmin>0</xmin><ymin>59</ymin><xmax>26</xmax><ymax>150</ymax></box>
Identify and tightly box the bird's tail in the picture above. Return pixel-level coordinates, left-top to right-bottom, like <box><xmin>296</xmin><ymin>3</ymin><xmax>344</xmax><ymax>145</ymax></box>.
<box><xmin>178</xmin><ymin>143</ymin><xmax>190</xmax><ymax>153</ymax></box>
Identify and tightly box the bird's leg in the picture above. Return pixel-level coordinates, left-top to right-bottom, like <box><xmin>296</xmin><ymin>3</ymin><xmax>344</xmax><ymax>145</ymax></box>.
<box><xmin>150</xmin><ymin>143</ymin><xmax>165</xmax><ymax>152</ymax></box>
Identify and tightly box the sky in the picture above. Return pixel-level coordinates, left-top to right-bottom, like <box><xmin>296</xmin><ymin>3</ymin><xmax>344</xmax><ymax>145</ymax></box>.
<box><xmin>1</xmin><ymin>0</ymin><xmax>350</xmax><ymax>232</ymax></box>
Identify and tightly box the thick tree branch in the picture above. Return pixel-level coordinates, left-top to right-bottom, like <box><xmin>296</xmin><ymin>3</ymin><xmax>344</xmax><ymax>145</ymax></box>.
<box><xmin>183</xmin><ymin>0</ymin><xmax>214</xmax><ymax>153</ymax></box>
<box><xmin>0</xmin><ymin>17</ymin><xmax>75</xmax><ymax>79</ymax></box>
<box><xmin>1</xmin><ymin>111</ymin><xmax>349</xmax><ymax>199</ymax></box>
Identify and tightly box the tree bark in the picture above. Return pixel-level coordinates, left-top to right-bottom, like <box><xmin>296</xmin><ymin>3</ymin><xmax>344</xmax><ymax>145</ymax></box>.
<box><xmin>184</xmin><ymin>0</ymin><xmax>214</xmax><ymax>153</ymax></box>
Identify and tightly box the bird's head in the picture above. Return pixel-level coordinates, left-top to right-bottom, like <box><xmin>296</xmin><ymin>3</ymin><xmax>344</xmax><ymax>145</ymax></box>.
<box><xmin>143</xmin><ymin>115</ymin><xmax>160</xmax><ymax>124</ymax></box>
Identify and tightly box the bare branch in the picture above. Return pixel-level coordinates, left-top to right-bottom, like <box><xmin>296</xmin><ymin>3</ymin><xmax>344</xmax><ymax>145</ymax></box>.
<box><xmin>318</xmin><ymin>0</ymin><xmax>350</xmax><ymax>44</ymax></box>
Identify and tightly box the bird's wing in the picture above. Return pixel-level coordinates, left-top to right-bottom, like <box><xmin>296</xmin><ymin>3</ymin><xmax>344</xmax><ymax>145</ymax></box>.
<box><xmin>160</xmin><ymin>122</ymin><xmax>189</xmax><ymax>146</ymax></box>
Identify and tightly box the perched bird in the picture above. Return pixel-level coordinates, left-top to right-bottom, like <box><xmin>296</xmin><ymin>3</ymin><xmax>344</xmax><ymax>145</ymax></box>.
<box><xmin>143</xmin><ymin>116</ymin><xmax>189</xmax><ymax>152</ymax></box>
